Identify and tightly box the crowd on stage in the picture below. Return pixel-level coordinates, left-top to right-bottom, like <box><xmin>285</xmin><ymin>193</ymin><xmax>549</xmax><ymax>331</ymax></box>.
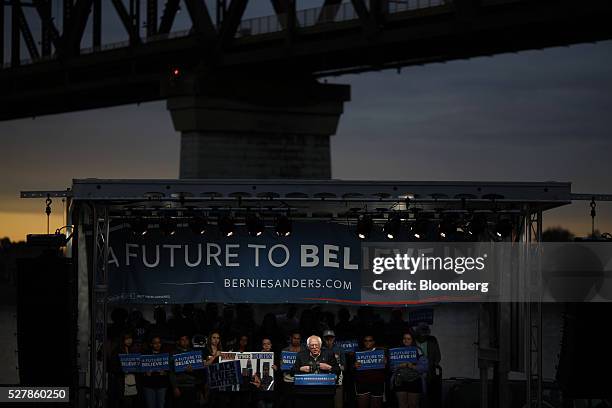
<box><xmin>106</xmin><ymin>304</ymin><xmax>442</xmax><ymax>408</ymax></box>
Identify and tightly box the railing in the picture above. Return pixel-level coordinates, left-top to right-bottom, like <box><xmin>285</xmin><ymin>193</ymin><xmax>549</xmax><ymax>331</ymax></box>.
<box><xmin>236</xmin><ymin>0</ymin><xmax>448</xmax><ymax>37</ymax></box>
<box><xmin>1</xmin><ymin>0</ymin><xmax>450</xmax><ymax>69</ymax></box>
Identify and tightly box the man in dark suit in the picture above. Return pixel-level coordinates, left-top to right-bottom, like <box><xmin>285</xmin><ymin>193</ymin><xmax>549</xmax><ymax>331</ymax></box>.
<box><xmin>291</xmin><ymin>335</ymin><xmax>340</xmax><ymax>408</ymax></box>
<box><xmin>292</xmin><ymin>335</ymin><xmax>340</xmax><ymax>376</ymax></box>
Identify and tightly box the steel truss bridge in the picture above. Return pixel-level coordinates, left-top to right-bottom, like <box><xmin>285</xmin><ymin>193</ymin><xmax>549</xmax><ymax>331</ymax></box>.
<box><xmin>1</xmin><ymin>0</ymin><xmax>612</xmax><ymax>120</ymax></box>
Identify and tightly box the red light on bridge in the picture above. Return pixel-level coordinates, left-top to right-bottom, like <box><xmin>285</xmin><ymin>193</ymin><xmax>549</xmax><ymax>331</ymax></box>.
<box><xmin>171</xmin><ymin>68</ymin><xmax>181</xmax><ymax>78</ymax></box>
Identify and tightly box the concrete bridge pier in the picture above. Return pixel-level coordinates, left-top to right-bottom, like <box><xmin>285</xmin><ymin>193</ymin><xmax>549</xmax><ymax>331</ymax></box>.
<box><xmin>166</xmin><ymin>77</ymin><xmax>350</xmax><ymax>179</ymax></box>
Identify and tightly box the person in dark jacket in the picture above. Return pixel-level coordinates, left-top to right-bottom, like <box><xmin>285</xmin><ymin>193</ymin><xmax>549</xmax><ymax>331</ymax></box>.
<box><xmin>414</xmin><ymin>322</ymin><xmax>442</xmax><ymax>408</ymax></box>
<box><xmin>292</xmin><ymin>335</ymin><xmax>340</xmax><ymax>377</ymax></box>
<box><xmin>169</xmin><ymin>334</ymin><xmax>204</xmax><ymax>408</ymax></box>
<box><xmin>142</xmin><ymin>335</ymin><xmax>170</xmax><ymax>408</ymax></box>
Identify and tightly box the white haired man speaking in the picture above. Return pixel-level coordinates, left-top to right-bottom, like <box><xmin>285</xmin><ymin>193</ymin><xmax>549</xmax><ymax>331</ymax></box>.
<box><xmin>291</xmin><ymin>335</ymin><xmax>340</xmax><ymax>377</ymax></box>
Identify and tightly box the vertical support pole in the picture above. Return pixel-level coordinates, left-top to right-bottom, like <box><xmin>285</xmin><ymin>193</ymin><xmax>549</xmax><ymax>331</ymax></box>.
<box><xmin>524</xmin><ymin>208</ymin><xmax>531</xmax><ymax>408</ymax></box>
<box><xmin>93</xmin><ymin>0</ymin><xmax>101</xmax><ymax>48</ymax></box>
<box><xmin>146</xmin><ymin>0</ymin><xmax>157</xmax><ymax>37</ymax></box>
<box><xmin>41</xmin><ymin>0</ymin><xmax>52</xmax><ymax>56</ymax></box>
<box><xmin>135</xmin><ymin>0</ymin><xmax>140</xmax><ymax>40</ymax></box>
<box><xmin>91</xmin><ymin>205</ymin><xmax>109</xmax><ymax>408</ymax></box>
<box><xmin>216</xmin><ymin>0</ymin><xmax>226</xmax><ymax>26</ymax></box>
<box><xmin>286</xmin><ymin>0</ymin><xmax>296</xmax><ymax>43</ymax></box>
<box><xmin>536</xmin><ymin>211</ymin><xmax>543</xmax><ymax>408</ymax></box>
<box><xmin>89</xmin><ymin>206</ymin><xmax>97</xmax><ymax>408</ymax></box>
<box><xmin>11</xmin><ymin>0</ymin><xmax>20</xmax><ymax>67</ymax></box>
<box><xmin>0</xmin><ymin>1</ymin><xmax>4</xmax><ymax>66</ymax></box>
<box><xmin>480</xmin><ymin>366</ymin><xmax>488</xmax><ymax>408</ymax></box>
<box><xmin>63</xmin><ymin>0</ymin><xmax>72</xmax><ymax>33</ymax></box>
<box><xmin>497</xmin><ymin>302</ymin><xmax>510</xmax><ymax>408</ymax></box>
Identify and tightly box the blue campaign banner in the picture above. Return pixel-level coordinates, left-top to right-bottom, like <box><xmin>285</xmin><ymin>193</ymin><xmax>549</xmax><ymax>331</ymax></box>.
<box><xmin>389</xmin><ymin>347</ymin><xmax>418</xmax><ymax>368</ymax></box>
<box><xmin>295</xmin><ymin>374</ymin><xmax>336</xmax><ymax>386</ymax></box>
<box><xmin>281</xmin><ymin>351</ymin><xmax>298</xmax><ymax>371</ymax></box>
<box><xmin>107</xmin><ymin>222</ymin><xmax>361</xmax><ymax>304</ymax></box>
<box><xmin>119</xmin><ymin>354</ymin><xmax>141</xmax><ymax>373</ymax></box>
<box><xmin>207</xmin><ymin>361</ymin><xmax>242</xmax><ymax>390</ymax></box>
<box><xmin>408</xmin><ymin>308</ymin><xmax>434</xmax><ymax>325</ymax></box>
<box><xmin>173</xmin><ymin>351</ymin><xmax>205</xmax><ymax>372</ymax></box>
<box><xmin>355</xmin><ymin>350</ymin><xmax>385</xmax><ymax>371</ymax></box>
<box><xmin>140</xmin><ymin>353</ymin><xmax>170</xmax><ymax>372</ymax></box>
<box><xmin>336</xmin><ymin>340</ymin><xmax>359</xmax><ymax>353</ymax></box>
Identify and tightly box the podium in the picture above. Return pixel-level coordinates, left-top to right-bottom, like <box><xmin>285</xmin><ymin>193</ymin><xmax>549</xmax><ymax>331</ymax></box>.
<box><xmin>294</xmin><ymin>375</ymin><xmax>336</xmax><ymax>408</ymax></box>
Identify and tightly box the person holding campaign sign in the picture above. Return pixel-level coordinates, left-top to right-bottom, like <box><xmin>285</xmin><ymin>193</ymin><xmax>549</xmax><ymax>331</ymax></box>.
<box><xmin>141</xmin><ymin>335</ymin><xmax>170</xmax><ymax>408</ymax></box>
<box><xmin>281</xmin><ymin>331</ymin><xmax>305</xmax><ymax>408</ymax></box>
<box><xmin>205</xmin><ymin>331</ymin><xmax>223</xmax><ymax>365</ymax></box>
<box><xmin>390</xmin><ymin>331</ymin><xmax>428</xmax><ymax>408</ymax></box>
<box><xmin>109</xmin><ymin>331</ymin><xmax>139</xmax><ymax>408</ymax></box>
<box><xmin>170</xmin><ymin>333</ymin><xmax>205</xmax><ymax>408</ymax></box>
<box><xmin>252</xmin><ymin>338</ymin><xmax>278</xmax><ymax>408</ymax></box>
<box><xmin>353</xmin><ymin>334</ymin><xmax>386</xmax><ymax>408</ymax></box>
<box><xmin>204</xmin><ymin>331</ymin><xmax>227</xmax><ymax>408</ymax></box>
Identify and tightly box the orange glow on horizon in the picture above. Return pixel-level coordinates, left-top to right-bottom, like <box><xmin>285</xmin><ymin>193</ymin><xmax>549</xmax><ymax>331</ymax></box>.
<box><xmin>0</xmin><ymin>211</ymin><xmax>66</xmax><ymax>242</ymax></box>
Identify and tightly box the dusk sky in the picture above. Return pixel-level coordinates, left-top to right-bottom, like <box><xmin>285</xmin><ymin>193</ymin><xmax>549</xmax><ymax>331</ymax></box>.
<box><xmin>1</xmin><ymin>2</ymin><xmax>611</xmax><ymax>241</ymax></box>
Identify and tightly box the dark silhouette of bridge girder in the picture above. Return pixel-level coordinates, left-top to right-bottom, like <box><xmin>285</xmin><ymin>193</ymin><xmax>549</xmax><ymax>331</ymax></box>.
<box><xmin>0</xmin><ymin>0</ymin><xmax>611</xmax><ymax>121</ymax></box>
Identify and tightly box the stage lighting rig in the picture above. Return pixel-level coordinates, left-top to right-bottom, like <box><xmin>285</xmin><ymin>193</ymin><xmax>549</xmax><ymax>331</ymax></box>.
<box><xmin>410</xmin><ymin>215</ymin><xmax>429</xmax><ymax>240</ymax></box>
<box><xmin>218</xmin><ymin>215</ymin><xmax>236</xmax><ymax>237</ymax></box>
<box><xmin>495</xmin><ymin>217</ymin><xmax>513</xmax><ymax>239</ymax></box>
<box><xmin>130</xmin><ymin>217</ymin><xmax>148</xmax><ymax>236</ymax></box>
<box><xmin>160</xmin><ymin>216</ymin><xmax>177</xmax><ymax>236</ymax></box>
<box><xmin>189</xmin><ymin>215</ymin><xmax>208</xmax><ymax>235</ymax></box>
<box><xmin>276</xmin><ymin>215</ymin><xmax>292</xmax><ymax>237</ymax></box>
<box><xmin>356</xmin><ymin>215</ymin><xmax>373</xmax><ymax>239</ymax></box>
<box><xmin>383</xmin><ymin>214</ymin><xmax>402</xmax><ymax>240</ymax></box>
<box><xmin>246</xmin><ymin>214</ymin><xmax>265</xmax><ymax>237</ymax></box>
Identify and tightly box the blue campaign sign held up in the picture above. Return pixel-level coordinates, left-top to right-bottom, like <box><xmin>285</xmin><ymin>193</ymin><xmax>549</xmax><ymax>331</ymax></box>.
<box><xmin>140</xmin><ymin>353</ymin><xmax>170</xmax><ymax>372</ymax></box>
<box><xmin>295</xmin><ymin>374</ymin><xmax>336</xmax><ymax>386</ymax></box>
<box><xmin>355</xmin><ymin>350</ymin><xmax>385</xmax><ymax>371</ymax></box>
<box><xmin>389</xmin><ymin>347</ymin><xmax>418</xmax><ymax>368</ymax></box>
<box><xmin>281</xmin><ymin>351</ymin><xmax>298</xmax><ymax>371</ymax></box>
<box><xmin>119</xmin><ymin>354</ymin><xmax>141</xmax><ymax>373</ymax></box>
<box><xmin>174</xmin><ymin>351</ymin><xmax>204</xmax><ymax>372</ymax></box>
<box><xmin>336</xmin><ymin>340</ymin><xmax>359</xmax><ymax>353</ymax></box>
<box><xmin>207</xmin><ymin>361</ymin><xmax>242</xmax><ymax>390</ymax></box>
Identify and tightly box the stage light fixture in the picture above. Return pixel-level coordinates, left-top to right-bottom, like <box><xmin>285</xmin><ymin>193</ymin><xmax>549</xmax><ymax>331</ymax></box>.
<box><xmin>276</xmin><ymin>215</ymin><xmax>292</xmax><ymax>237</ymax></box>
<box><xmin>356</xmin><ymin>215</ymin><xmax>373</xmax><ymax>239</ymax></box>
<box><xmin>246</xmin><ymin>214</ymin><xmax>265</xmax><ymax>237</ymax></box>
<box><xmin>411</xmin><ymin>218</ymin><xmax>429</xmax><ymax>240</ymax></box>
<box><xmin>495</xmin><ymin>218</ymin><xmax>513</xmax><ymax>239</ymax></box>
<box><xmin>467</xmin><ymin>213</ymin><xmax>488</xmax><ymax>236</ymax></box>
<box><xmin>130</xmin><ymin>218</ymin><xmax>148</xmax><ymax>236</ymax></box>
<box><xmin>383</xmin><ymin>215</ymin><xmax>401</xmax><ymax>240</ymax></box>
<box><xmin>438</xmin><ymin>215</ymin><xmax>457</xmax><ymax>239</ymax></box>
<box><xmin>218</xmin><ymin>215</ymin><xmax>235</xmax><ymax>237</ymax></box>
<box><xmin>189</xmin><ymin>216</ymin><xmax>208</xmax><ymax>235</ymax></box>
<box><xmin>160</xmin><ymin>217</ymin><xmax>177</xmax><ymax>236</ymax></box>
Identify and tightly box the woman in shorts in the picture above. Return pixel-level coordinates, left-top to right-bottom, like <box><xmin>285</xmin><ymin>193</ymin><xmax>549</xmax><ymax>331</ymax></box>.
<box><xmin>353</xmin><ymin>334</ymin><xmax>386</xmax><ymax>408</ymax></box>
<box><xmin>391</xmin><ymin>330</ymin><xmax>428</xmax><ymax>408</ymax></box>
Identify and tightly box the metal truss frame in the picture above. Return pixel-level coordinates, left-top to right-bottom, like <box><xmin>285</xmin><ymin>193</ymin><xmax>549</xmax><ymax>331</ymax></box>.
<box><xmin>90</xmin><ymin>204</ymin><xmax>110</xmax><ymax>408</ymax></box>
